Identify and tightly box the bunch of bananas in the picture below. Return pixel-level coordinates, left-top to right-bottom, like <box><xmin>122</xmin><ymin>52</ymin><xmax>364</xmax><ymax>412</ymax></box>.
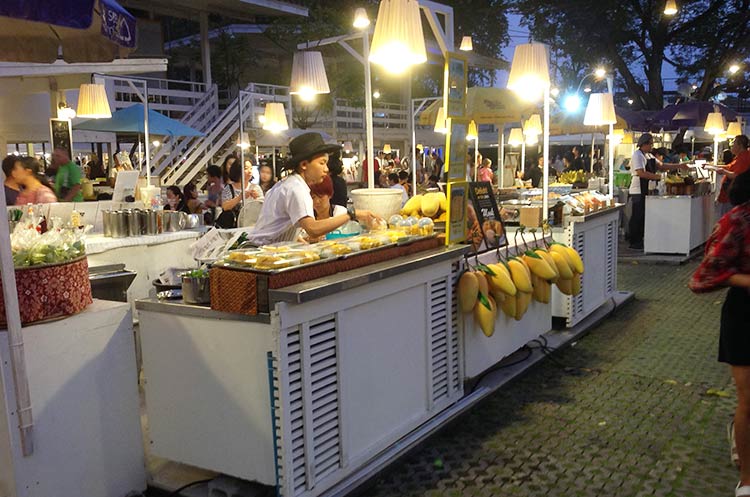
<box><xmin>558</xmin><ymin>170</ymin><xmax>587</xmax><ymax>185</ymax></box>
<box><xmin>548</xmin><ymin>242</ymin><xmax>584</xmax><ymax>296</ymax></box>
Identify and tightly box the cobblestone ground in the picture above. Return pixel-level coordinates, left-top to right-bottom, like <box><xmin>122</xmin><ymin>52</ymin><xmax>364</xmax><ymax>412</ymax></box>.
<box><xmin>358</xmin><ymin>261</ymin><xmax>738</xmax><ymax>497</ymax></box>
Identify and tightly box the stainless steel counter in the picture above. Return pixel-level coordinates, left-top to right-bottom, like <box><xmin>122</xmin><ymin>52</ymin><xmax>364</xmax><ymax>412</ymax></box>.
<box><xmin>135</xmin><ymin>298</ymin><xmax>272</xmax><ymax>323</ymax></box>
<box><xmin>269</xmin><ymin>245</ymin><xmax>470</xmax><ymax>305</ymax></box>
<box><xmin>567</xmin><ymin>204</ymin><xmax>624</xmax><ymax>223</ymax></box>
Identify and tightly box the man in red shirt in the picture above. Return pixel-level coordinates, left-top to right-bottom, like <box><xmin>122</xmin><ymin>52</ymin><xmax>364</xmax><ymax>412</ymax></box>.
<box><xmin>362</xmin><ymin>154</ymin><xmax>380</xmax><ymax>186</ymax></box>
<box><xmin>717</xmin><ymin>135</ymin><xmax>750</xmax><ymax>216</ymax></box>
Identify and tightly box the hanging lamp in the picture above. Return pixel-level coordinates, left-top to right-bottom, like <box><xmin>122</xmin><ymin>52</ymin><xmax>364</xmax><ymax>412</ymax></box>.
<box><xmin>664</xmin><ymin>0</ymin><xmax>678</xmax><ymax>15</ymax></box>
<box><xmin>523</xmin><ymin>114</ymin><xmax>542</xmax><ymax>136</ymax></box>
<box><xmin>434</xmin><ymin>107</ymin><xmax>448</xmax><ymax>134</ymax></box>
<box><xmin>507</xmin><ymin>128</ymin><xmax>524</xmax><ymax>146</ymax></box>
<box><xmin>353</xmin><ymin>7</ymin><xmax>370</xmax><ymax>28</ymax></box>
<box><xmin>369</xmin><ymin>0</ymin><xmax>427</xmax><ymax>75</ymax></box>
<box><xmin>459</xmin><ymin>36</ymin><xmax>473</xmax><ymax>52</ymax></box>
<box><xmin>726</xmin><ymin>120</ymin><xmax>742</xmax><ymax>138</ymax></box>
<box><xmin>466</xmin><ymin>120</ymin><xmax>478</xmax><ymax>141</ymax></box>
<box><xmin>76</xmin><ymin>83</ymin><xmax>112</xmax><ymax>119</ymax></box>
<box><xmin>507</xmin><ymin>43</ymin><xmax>550</xmax><ymax>102</ymax></box>
<box><xmin>583</xmin><ymin>93</ymin><xmax>617</xmax><ymax>126</ymax></box>
<box><xmin>290</xmin><ymin>51</ymin><xmax>330</xmax><ymax>102</ymax></box>
<box><xmin>262</xmin><ymin>103</ymin><xmax>289</xmax><ymax>133</ymax></box>
<box><xmin>383</xmin><ymin>143</ymin><xmax>392</xmax><ymax>153</ymax></box>
<box><xmin>704</xmin><ymin>112</ymin><xmax>726</xmax><ymax>135</ymax></box>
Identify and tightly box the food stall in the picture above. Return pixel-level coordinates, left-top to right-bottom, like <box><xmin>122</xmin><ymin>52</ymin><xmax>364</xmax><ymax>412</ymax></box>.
<box><xmin>644</xmin><ymin>179</ymin><xmax>714</xmax><ymax>256</ymax></box>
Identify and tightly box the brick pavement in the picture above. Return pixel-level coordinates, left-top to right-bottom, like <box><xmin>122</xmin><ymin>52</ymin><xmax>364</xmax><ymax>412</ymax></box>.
<box><xmin>357</xmin><ymin>261</ymin><xmax>738</xmax><ymax>497</ymax></box>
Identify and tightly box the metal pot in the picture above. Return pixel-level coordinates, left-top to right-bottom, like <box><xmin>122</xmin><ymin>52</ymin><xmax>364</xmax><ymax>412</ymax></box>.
<box><xmin>186</xmin><ymin>213</ymin><xmax>200</xmax><ymax>229</ymax></box>
<box><xmin>111</xmin><ymin>211</ymin><xmax>129</xmax><ymax>238</ymax></box>
<box><xmin>102</xmin><ymin>210</ymin><xmax>112</xmax><ymax>237</ymax></box>
<box><xmin>162</xmin><ymin>211</ymin><xmax>187</xmax><ymax>232</ymax></box>
<box><xmin>126</xmin><ymin>209</ymin><xmax>142</xmax><ymax>237</ymax></box>
<box><xmin>145</xmin><ymin>210</ymin><xmax>159</xmax><ymax>235</ymax></box>
<box><xmin>181</xmin><ymin>275</ymin><xmax>211</xmax><ymax>304</ymax></box>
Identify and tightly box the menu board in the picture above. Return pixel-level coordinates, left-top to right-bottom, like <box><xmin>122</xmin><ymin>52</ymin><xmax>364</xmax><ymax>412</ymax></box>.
<box><xmin>446</xmin><ymin>181</ymin><xmax>468</xmax><ymax>245</ymax></box>
<box><xmin>445</xmin><ymin>118</ymin><xmax>469</xmax><ymax>182</ymax></box>
<box><xmin>469</xmin><ymin>181</ymin><xmax>507</xmax><ymax>250</ymax></box>
<box><xmin>49</xmin><ymin>118</ymin><xmax>73</xmax><ymax>160</ymax></box>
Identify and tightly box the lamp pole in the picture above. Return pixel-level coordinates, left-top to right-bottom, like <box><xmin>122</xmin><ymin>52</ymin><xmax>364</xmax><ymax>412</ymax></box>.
<box><xmin>498</xmin><ymin>127</ymin><xmax>505</xmax><ymax>188</ymax></box>
<box><xmin>543</xmin><ymin>86</ymin><xmax>550</xmax><ymax>221</ymax></box>
<box><xmin>362</xmin><ymin>30</ymin><xmax>375</xmax><ymax>189</ymax></box>
<box><xmin>606</xmin><ymin>75</ymin><xmax>614</xmax><ymax>200</ymax></box>
<box><xmin>238</xmin><ymin>90</ymin><xmax>247</xmax><ymax>208</ymax></box>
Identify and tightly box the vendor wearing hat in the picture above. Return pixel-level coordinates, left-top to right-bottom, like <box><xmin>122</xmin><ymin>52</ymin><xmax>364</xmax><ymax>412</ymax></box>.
<box><xmin>628</xmin><ymin>132</ymin><xmax>688</xmax><ymax>249</ymax></box>
<box><xmin>248</xmin><ymin>132</ymin><xmax>381</xmax><ymax>246</ymax></box>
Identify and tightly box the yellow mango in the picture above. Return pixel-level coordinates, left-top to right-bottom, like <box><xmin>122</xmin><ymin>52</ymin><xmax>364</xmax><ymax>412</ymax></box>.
<box><xmin>556</xmin><ymin>278</ymin><xmax>573</xmax><ymax>296</ymax></box>
<box><xmin>474</xmin><ymin>295</ymin><xmax>497</xmax><ymax>337</ymax></box>
<box><xmin>523</xmin><ymin>252</ymin><xmax>558</xmax><ymax>281</ymax></box>
<box><xmin>474</xmin><ymin>271</ymin><xmax>489</xmax><ymax>298</ymax></box>
<box><xmin>507</xmin><ymin>258</ymin><xmax>533</xmax><ymax>293</ymax></box>
<box><xmin>486</xmin><ymin>263</ymin><xmax>517</xmax><ymax>296</ymax></box>
<box><xmin>401</xmin><ymin>194</ymin><xmax>422</xmax><ymax>217</ymax></box>
<box><xmin>550</xmin><ymin>250</ymin><xmax>574</xmax><ymax>280</ymax></box>
<box><xmin>421</xmin><ymin>193</ymin><xmax>440</xmax><ymax>217</ymax></box>
<box><xmin>565</xmin><ymin>246</ymin><xmax>585</xmax><ymax>274</ymax></box>
<box><xmin>500</xmin><ymin>290</ymin><xmax>517</xmax><ymax>317</ymax></box>
<box><xmin>572</xmin><ymin>272</ymin><xmax>582</xmax><ymax>295</ymax></box>
<box><xmin>457</xmin><ymin>271</ymin><xmax>478</xmax><ymax>313</ymax></box>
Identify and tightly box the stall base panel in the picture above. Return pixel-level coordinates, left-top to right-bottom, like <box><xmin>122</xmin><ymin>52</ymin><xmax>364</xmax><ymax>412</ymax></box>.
<box><xmin>139</xmin><ymin>311</ymin><xmax>276</xmax><ymax>486</ymax></box>
<box><xmin>0</xmin><ymin>300</ymin><xmax>145</xmax><ymax>497</ymax></box>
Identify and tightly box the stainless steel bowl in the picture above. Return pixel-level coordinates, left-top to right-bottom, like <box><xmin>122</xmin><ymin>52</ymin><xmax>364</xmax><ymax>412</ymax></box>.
<box><xmin>181</xmin><ymin>276</ymin><xmax>210</xmax><ymax>304</ymax></box>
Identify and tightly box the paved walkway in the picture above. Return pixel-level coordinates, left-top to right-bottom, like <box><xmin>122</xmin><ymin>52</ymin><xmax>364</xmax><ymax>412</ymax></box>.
<box><xmin>358</xmin><ymin>261</ymin><xmax>738</xmax><ymax>497</ymax></box>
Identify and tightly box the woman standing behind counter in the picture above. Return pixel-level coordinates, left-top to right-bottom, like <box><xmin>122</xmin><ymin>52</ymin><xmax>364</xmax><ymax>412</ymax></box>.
<box><xmin>248</xmin><ymin>132</ymin><xmax>380</xmax><ymax>246</ymax></box>
<box><xmin>627</xmin><ymin>133</ymin><xmax>688</xmax><ymax>250</ymax></box>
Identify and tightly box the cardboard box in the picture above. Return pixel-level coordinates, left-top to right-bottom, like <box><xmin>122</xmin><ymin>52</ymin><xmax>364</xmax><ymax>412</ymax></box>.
<box><xmin>519</xmin><ymin>206</ymin><xmax>543</xmax><ymax>228</ymax></box>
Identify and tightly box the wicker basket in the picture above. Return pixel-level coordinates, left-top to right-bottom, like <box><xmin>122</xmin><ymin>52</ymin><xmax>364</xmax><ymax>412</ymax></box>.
<box><xmin>0</xmin><ymin>256</ymin><xmax>93</xmax><ymax>327</ymax></box>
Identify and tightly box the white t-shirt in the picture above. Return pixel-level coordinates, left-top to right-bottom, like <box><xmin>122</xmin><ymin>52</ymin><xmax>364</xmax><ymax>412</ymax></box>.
<box><xmin>629</xmin><ymin>150</ymin><xmax>652</xmax><ymax>195</ymax></box>
<box><xmin>248</xmin><ymin>174</ymin><xmax>314</xmax><ymax>245</ymax></box>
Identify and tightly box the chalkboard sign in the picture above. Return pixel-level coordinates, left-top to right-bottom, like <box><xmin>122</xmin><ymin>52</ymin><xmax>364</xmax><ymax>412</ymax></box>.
<box><xmin>469</xmin><ymin>181</ymin><xmax>507</xmax><ymax>250</ymax></box>
<box><xmin>49</xmin><ymin>118</ymin><xmax>73</xmax><ymax>160</ymax></box>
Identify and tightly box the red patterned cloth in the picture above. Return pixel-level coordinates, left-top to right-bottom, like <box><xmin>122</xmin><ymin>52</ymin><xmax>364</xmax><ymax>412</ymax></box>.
<box><xmin>0</xmin><ymin>256</ymin><xmax>92</xmax><ymax>326</ymax></box>
<box><xmin>690</xmin><ymin>202</ymin><xmax>750</xmax><ymax>293</ymax></box>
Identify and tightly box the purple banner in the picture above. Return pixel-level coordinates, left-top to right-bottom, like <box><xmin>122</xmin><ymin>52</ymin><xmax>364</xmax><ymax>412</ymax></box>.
<box><xmin>100</xmin><ymin>0</ymin><xmax>136</xmax><ymax>48</ymax></box>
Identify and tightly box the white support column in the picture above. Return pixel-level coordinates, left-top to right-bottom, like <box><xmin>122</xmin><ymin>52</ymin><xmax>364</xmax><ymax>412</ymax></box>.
<box><xmin>363</xmin><ymin>31</ymin><xmax>375</xmax><ymax>189</ymax></box>
<box><xmin>200</xmin><ymin>12</ymin><xmax>212</xmax><ymax>87</ymax></box>
<box><xmin>498</xmin><ymin>128</ymin><xmax>504</xmax><ymax>188</ymax></box>
<box><xmin>542</xmin><ymin>86</ymin><xmax>550</xmax><ymax>222</ymax></box>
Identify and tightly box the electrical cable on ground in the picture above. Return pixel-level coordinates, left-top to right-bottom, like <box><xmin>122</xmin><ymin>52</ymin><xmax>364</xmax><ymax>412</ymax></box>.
<box><xmin>167</xmin><ymin>478</ymin><xmax>214</xmax><ymax>497</ymax></box>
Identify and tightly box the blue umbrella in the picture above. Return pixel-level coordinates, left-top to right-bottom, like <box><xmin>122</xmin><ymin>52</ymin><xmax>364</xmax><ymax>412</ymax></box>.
<box><xmin>75</xmin><ymin>104</ymin><xmax>205</xmax><ymax>137</ymax></box>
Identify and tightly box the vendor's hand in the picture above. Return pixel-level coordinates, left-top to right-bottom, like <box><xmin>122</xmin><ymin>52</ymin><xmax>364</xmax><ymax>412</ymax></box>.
<box><xmin>355</xmin><ymin>209</ymin><xmax>382</xmax><ymax>228</ymax></box>
<box><xmin>243</xmin><ymin>189</ymin><xmax>256</xmax><ymax>199</ymax></box>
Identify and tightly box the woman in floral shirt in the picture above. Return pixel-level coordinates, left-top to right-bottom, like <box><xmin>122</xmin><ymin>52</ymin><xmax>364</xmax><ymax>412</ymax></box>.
<box><xmin>690</xmin><ymin>170</ymin><xmax>750</xmax><ymax>497</ymax></box>
<box><xmin>14</xmin><ymin>157</ymin><xmax>57</xmax><ymax>205</ymax></box>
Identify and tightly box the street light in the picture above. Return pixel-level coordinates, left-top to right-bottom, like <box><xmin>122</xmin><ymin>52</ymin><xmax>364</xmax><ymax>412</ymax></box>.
<box><xmin>507</xmin><ymin>42</ymin><xmax>551</xmax><ymax>219</ymax></box>
<box><xmin>373</xmin><ymin>90</ymin><xmax>381</xmax><ymax>99</ymax></box>
<box><xmin>729</xmin><ymin>64</ymin><xmax>741</xmax><ymax>75</ymax></box>
<box><xmin>664</xmin><ymin>0</ymin><xmax>678</xmax><ymax>15</ymax></box>
<box><xmin>564</xmin><ymin>94</ymin><xmax>582</xmax><ymax>113</ymax></box>
<box><xmin>550</xmin><ymin>87</ymin><xmax>560</xmax><ymax>97</ymax></box>
<box><xmin>594</xmin><ymin>67</ymin><xmax>607</xmax><ymax>78</ymax></box>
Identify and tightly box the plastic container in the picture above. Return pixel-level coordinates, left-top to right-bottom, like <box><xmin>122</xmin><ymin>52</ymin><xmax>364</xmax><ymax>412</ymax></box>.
<box><xmin>350</xmin><ymin>188</ymin><xmax>404</xmax><ymax>220</ymax></box>
<box><xmin>417</xmin><ymin>217</ymin><xmax>435</xmax><ymax>236</ymax></box>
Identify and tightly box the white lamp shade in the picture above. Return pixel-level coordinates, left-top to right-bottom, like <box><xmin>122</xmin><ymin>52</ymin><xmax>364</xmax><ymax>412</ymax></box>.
<box><xmin>459</xmin><ymin>36</ymin><xmax>473</xmax><ymax>51</ymax></box>
<box><xmin>290</xmin><ymin>51</ymin><xmax>330</xmax><ymax>101</ymax></box>
<box><xmin>262</xmin><ymin>103</ymin><xmax>289</xmax><ymax>133</ymax></box>
<box><xmin>664</xmin><ymin>0</ymin><xmax>678</xmax><ymax>15</ymax></box>
<box><xmin>523</xmin><ymin>114</ymin><xmax>542</xmax><ymax>136</ymax></box>
<box><xmin>507</xmin><ymin>128</ymin><xmax>524</xmax><ymax>146</ymax></box>
<box><xmin>369</xmin><ymin>0</ymin><xmax>427</xmax><ymax>74</ymax></box>
<box><xmin>343</xmin><ymin>141</ymin><xmax>353</xmax><ymax>152</ymax></box>
<box><xmin>525</xmin><ymin>134</ymin><xmax>538</xmax><ymax>145</ymax></box>
<box><xmin>507</xmin><ymin>43</ymin><xmax>550</xmax><ymax>102</ymax></box>
<box><xmin>383</xmin><ymin>144</ymin><xmax>392</xmax><ymax>153</ymax></box>
<box><xmin>466</xmin><ymin>120</ymin><xmax>478</xmax><ymax>141</ymax></box>
<box><xmin>237</xmin><ymin>132</ymin><xmax>250</xmax><ymax>148</ymax></box>
<box><xmin>727</xmin><ymin>121</ymin><xmax>742</xmax><ymax>137</ymax></box>
<box><xmin>704</xmin><ymin>112</ymin><xmax>726</xmax><ymax>135</ymax></box>
<box><xmin>434</xmin><ymin>107</ymin><xmax>448</xmax><ymax>134</ymax></box>
<box><xmin>77</xmin><ymin>83</ymin><xmax>112</xmax><ymax>119</ymax></box>
<box><xmin>583</xmin><ymin>93</ymin><xmax>617</xmax><ymax>126</ymax></box>
<box><xmin>353</xmin><ymin>7</ymin><xmax>370</xmax><ymax>28</ymax></box>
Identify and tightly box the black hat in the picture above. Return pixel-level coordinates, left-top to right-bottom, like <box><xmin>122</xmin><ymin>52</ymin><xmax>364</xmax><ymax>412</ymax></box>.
<box><xmin>286</xmin><ymin>132</ymin><xmax>341</xmax><ymax>169</ymax></box>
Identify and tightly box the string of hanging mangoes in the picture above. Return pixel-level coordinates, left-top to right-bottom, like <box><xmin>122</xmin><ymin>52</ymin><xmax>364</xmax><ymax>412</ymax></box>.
<box><xmin>457</xmin><ymin>222</ymin><xmax>585</xmax><ymax>337</ymax></box>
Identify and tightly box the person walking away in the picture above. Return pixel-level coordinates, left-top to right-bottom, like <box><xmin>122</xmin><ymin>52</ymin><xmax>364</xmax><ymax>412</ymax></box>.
<box><xmin>51</xmin><ymin>147</ymin><xmax>82</xmax><ymax>201</ymax></box>
<box><xmin>716</xmin><ymin>135</ymin><xmax>750</xmax><ymax>217</ymax></box>
<box><xmin>15</xmin><ymin>157</ymin><xmax>57</xmax><ymax>204</ymax></box>
<box><xmin>689</xmin><ymin>170</ymin><xmax>750</xmax><ymax>497</ymax></box>
<box><xmin>2</xmin><ymin>155</ymin><xmax>23</xmax><ymax>205</ymax></box>
<box><xmin>571</xmin><ymin>146</ymin><xmax>585</xmax><ymax>172</ymax></box>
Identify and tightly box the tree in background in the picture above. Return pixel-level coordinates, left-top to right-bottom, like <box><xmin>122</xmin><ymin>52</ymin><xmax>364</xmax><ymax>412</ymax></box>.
<box><xmin>512</xmin><ymin>0</ymin><xmax>750</xmax><ymax>109</ymax></box>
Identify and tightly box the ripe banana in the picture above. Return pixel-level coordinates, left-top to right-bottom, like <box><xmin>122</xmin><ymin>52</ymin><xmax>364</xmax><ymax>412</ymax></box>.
<box><xmin>458</xmin><ymin>271</ymin><xmax>478</xmax><ymax>313</ymax></box>
<box><xmin>523</xmin><ymin>251</ymin><xmax>558</xmax><ymax>281</ymax></box>
<box><xmin>508</xmin><ymin>258</ymin><xmax>533</xmax><ymax>293</ymax></box>
<box><xmin>486</xmin><ymin>262</ymin><xmax>517</xmax><ymax>296</ymax></box>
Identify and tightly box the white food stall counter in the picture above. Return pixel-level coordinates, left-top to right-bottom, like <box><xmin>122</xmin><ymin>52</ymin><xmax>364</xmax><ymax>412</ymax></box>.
<box><xmin>644</xmin><ymin>194</ymin><xmax>714</xmax><ymax>256</ymax></box>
